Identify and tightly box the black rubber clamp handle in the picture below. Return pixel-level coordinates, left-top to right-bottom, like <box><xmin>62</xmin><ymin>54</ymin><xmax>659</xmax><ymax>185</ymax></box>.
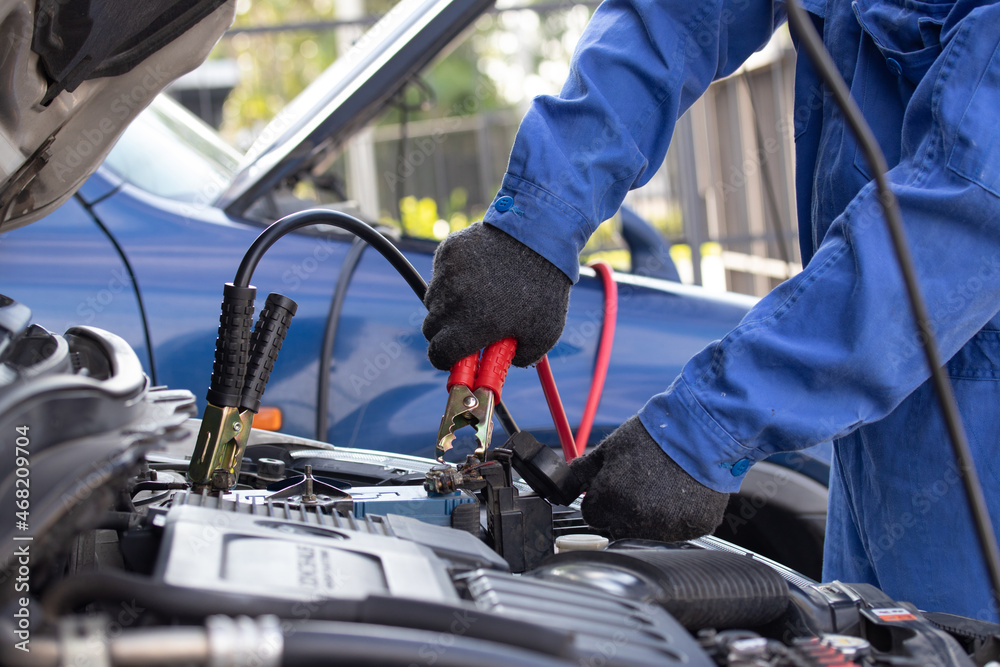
<box><xmin>507</xmin><ymin>431</ymin><xmax>582</xmax><ymax>507</ymax></box>
<box><xmin>240</xmin><ymin>292</ymin><xmax>297</xmax><ymax>413</ymax></box>
<box><xmin>206</xmin><ymin>283</ymin><xmax>257</xmax><ymax>407</ymax></box>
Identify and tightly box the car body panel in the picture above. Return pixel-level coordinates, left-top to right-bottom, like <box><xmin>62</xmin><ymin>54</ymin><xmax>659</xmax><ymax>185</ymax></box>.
<box><xmin>8</xmin><ymin>173</ymin><xmax>752</xmax><ymax>461</ymax></box>
<box><xmin>0</xmin><ymin>194</ymin><xmax>151</xmax><ymax>371</ymax></box>
<box><xmin>0</xmin><ymin>0</ymin><xmax>792</xmax><ymax>461</ymax></box>
<box><xmin>0</xmin><ymin>0</ymin><xmax>769</xmax><ymax>461</ymax></box>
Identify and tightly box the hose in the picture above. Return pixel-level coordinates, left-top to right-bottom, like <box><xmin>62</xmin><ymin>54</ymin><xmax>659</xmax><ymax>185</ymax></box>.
<box><xmin>536</xmin><ymin>261</ymin><xmax>618</xmax><ymax>461</ymax></box>
<box><xmin>5</xmin><ymin>623</ymin><xmax>576</xmax><ymax>667</ymax></box>
<box><xmin>531</xmin><ymin>548</ymin><xmax>789</xmax><ymax>631</ymax></box>
<box><xmin>233</xmin><ymin>210</ymin><xmax>424</xmax><ymax>298</ymax></box>
<box><xmin>41</xmin><ymin>571</ymin><xmax>575</xmax><ymax>661</ymax></box>
<box><xmin>232</xmin><ymin>209</ymin><xmax>519</xmax><ymax>438</ymax></box>
<box><xmin>284</xmin><ymin>626</ymin><xmax>574</xmax><ymax>667</ymax></box>
<box><xmin>316</xmin><ymin>237</ymin><xmax>367</xmax><ymax>440</ymax></box>
<box><xmin>574</xmin><ymin>261</ymin><xmax>617</xmax><ymax>456</ymax></box>
<box><xmin>536</xmin><ymin>356</ymin><xmax>576</xmax><ymax>462</ymax></box>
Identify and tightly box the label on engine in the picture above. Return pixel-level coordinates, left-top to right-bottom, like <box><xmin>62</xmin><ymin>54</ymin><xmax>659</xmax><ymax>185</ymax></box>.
<box><xmin>871</xmin><ymin>607</ymin><xmax>917</xmax><ymax>622</ymax></box>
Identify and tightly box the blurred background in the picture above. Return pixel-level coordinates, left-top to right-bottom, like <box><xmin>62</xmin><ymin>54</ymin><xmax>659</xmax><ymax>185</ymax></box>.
<box><xmin>167</xmin><ymin>0</ymin><xmax>801</xmax><ymax>297</ymax></box>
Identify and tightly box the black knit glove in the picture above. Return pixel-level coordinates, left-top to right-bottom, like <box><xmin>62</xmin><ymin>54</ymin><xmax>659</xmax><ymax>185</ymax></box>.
<box><xmin>423</xmin><ymin>222</ymin><xmax>572</xmax><ymax>370</ymax></box>
<box><xmin>570</xmin><ymin>416</ymin><xmax>730</xmax><ymax>541</ymax></box>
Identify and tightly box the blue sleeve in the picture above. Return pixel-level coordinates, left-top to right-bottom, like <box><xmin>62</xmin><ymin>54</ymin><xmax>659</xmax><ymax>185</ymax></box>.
<box><xmin>482</xmin><ymin>0</ymin><xmax>787</xmax><ymax>281</ymax></box>
<box><xmin>641</xmin><ymin>7</ymin><xmax>1000</xmax><ymax>493</ymax></box>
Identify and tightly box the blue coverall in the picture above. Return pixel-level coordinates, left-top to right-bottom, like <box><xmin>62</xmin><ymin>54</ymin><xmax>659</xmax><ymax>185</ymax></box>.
<box><xmin>483</xmin><ymin>0</ymin><xmax>1000</xmax><ymax>620</ymax></box>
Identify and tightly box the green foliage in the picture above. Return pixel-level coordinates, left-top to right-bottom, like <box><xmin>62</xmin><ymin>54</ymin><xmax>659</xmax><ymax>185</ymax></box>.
<box><xmin>397</xmin><ymin>190</ymin><xmax>476</xmax><ymax>240</ymax></box>
<box><xmin>216</xmin><ymin>0</ymin><xmax>344</xmax><ymax>145</ymax></box>
<box><xmin>209</xmin><ymin>1</ymin><xmax>680</xmax><ymax>269</ymax></box>
<box><xmin>213</xmin><ymin>0</ymin><xmax>511</xmax><ymax>146</ymax></box>
<box><xmin>378</xmin><ymin>37</ymin><xmax>506</xmax><ymax>126</ymax></box>
<box><xmin>580</xmin><ymin>217</ymin><xmax>630</xmax><ymax>271</ymax></box>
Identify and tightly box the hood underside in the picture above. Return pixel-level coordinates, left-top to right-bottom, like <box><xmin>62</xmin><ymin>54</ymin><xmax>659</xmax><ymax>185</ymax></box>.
<box><xmin>0</xmin><ymin>0</ymin><xmax>236</xmax><ymax>232</ymax></box>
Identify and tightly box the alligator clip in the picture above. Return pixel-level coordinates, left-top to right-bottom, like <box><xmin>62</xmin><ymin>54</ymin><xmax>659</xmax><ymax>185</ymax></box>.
<box><xmin>189</xmin><ymin>288</ymin><xmax>297</xmax><ymax>490</ymax></box>
<box><xmin>435</xmin><ymin>337</ymin><xmax>517</xmax><ymax>462</ymax></box>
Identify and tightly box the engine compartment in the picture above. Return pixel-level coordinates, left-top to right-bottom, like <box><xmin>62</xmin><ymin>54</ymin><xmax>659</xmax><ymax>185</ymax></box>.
<box><xmin>1</xmin><ymin>302</ymin><xmax>999</xmax><ymax>667</ymax></box>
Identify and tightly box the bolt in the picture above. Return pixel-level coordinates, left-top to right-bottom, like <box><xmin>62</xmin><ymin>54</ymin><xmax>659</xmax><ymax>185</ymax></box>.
<box><xmin>304</xmin><ymin>465</ymin><xmax>315</xmax><ymax>500</ymax></box>
<box><xmin>232</xmin><ymin>421</ymin><xmax>242</xmax><ymax>433</ymax></box>
<box><xmin>463</xmin><ymin>396</ymin><xmax>478</xmax><ymax>409</ymax></box>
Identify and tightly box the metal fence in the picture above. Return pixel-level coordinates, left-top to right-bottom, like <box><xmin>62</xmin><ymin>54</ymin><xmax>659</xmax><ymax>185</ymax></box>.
<box><xmin>632</xmin><ymin>31</ymin><xmax>802</xmax><ymax>297</ymax></box>
<box><xmin>175</xmin><ymin>17</ymin><xmax>801</xmax><ymax>298</ymax></box>
<box><xmin>360</xmin><ymin>31</ymin><xmax>801</xmax><ymax>297</ymax></box>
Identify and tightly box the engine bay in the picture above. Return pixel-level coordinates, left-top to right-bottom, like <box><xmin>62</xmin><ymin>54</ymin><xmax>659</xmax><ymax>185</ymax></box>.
<box><xmin>1</xmin><ymin>298</ymin><xmax>999</xmax><ymax>667</ymax></box>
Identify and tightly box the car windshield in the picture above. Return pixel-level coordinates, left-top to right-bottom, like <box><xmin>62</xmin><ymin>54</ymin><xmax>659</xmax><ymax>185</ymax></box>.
<box><xmin>103</xmin><ymin>95</ymin><xmax>241</xmax><ymax>203</ymax></box>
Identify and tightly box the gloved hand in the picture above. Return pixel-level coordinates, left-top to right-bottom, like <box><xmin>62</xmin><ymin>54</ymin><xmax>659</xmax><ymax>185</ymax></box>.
<box><xmin>422</xmin><ymin>222</ymin><xmax>572</xmax><ymax>370</ymax></box>
<box><xmin>570</xmin><ymin>416</ymin><xmax>730</xmax><ymax>541</ymax></box>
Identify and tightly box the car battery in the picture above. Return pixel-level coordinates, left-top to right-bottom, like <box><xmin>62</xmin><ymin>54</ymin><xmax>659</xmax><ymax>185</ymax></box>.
<box><xmin>346</xmin><ymin>485</ymin><xmax>477</xmax><ymax>526</ymax></box>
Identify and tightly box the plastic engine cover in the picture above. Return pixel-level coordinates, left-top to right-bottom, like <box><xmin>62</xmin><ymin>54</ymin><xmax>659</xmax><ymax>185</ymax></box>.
<box><xmin>150</xmin><ymin>493</ymin><xmax>713</xmax><ymax>666</ymax></box>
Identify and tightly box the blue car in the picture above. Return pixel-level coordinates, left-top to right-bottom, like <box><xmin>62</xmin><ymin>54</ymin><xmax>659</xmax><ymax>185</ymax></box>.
<box><xmin>0</xmin><ymin>0</ymin><xmax>826</xmax><ymax>574</ymax></box>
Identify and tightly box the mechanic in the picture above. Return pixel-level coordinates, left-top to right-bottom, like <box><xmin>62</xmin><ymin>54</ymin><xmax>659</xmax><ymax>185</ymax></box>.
<box><xmin>422</xmin><ymin>0</ymin><xmax>1000</xmax><ymax>621</ymax></box>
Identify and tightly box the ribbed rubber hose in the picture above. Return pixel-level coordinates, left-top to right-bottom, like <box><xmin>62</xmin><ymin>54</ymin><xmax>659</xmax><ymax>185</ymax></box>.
<box><xmin>533</xmin><ymin>548</ymin><xmax>789</xmax><ymax>631</ymax></box>
<box><xmin>625</xmin><ymin>549</ymin><xmax>789</xmax><ymax>630</ymax></box>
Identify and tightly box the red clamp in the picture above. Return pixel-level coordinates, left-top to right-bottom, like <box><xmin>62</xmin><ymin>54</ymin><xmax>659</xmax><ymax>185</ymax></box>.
<box><xmin>436</xmin><ymin>338</ymin><xmax>517</xmax><ymax>461</ymax></box>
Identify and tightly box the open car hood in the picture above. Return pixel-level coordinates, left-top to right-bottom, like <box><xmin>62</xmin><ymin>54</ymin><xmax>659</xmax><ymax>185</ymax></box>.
<box><xmin>215</xmin><ymin>0</ymin><xmax>494</xmax><ymax>218</ymax></box>
<box><xmin>0</xmin><ymin>0</ymin><xmax>236</xmax><ymax>232</ymax></box>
